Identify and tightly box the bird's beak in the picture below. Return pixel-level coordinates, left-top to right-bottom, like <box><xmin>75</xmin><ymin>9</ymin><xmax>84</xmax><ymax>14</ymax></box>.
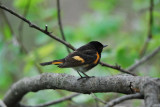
<box><xmin>103</xmin><ymin>45</ymin><xmax>108</xmax><ymax>48</ymax></box>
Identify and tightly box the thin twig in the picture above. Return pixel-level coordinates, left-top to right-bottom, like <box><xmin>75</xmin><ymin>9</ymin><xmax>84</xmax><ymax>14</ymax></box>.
<box><xmin>0</xmin><ymin>5</ymin><xmax>28</xmax><ymax>53</ymax></box>
<box><xmin>128</xmin><ymin>46</ymin><xmax>160</xmax><ymax>72</ymax></box>
<box><xmin>45</xmin><ymin>25</ymin><xmax>48</xmax><ymax>32</ymax></box>
<box><xmin>92</xmin><ymin>93</ymin><xmax>106</xmax><ymax>105</ymax></box>
<box><xmin>20</xmin><ymin>93</ymin><xmax>80</xmax><ymax>107</ymax></box>
<box><xmin>0</xmin><ymin>3</ymin><xmax>43</xmax><ymax>75</ymax></box>
<box><xmin>18</xmin><ymin>0</ymin><xmax>31</xmax><ymax>53</ymax></box>
<box><xmin>105</xmin><ymin>93</ymin><xmax>143</xmax><ymax>107</ymax></box>
<box><xmin>99</xmin><ymin>62</ymin><xmax>136</xmax><ymax>76</ymax></box>
<box><xmin>140</xmin><ymin>0</ymin><xmax>154</xmax><ymax>57</ymax></box>
<box><xmin>56</xmin><ymin>0</ymin><xmax>71</xmax><ymax>53</ymax></box>
<box><xmin>94</xmin><ymin>99</ymin><xmax>99</xmax><ymax>107</ymax></box>
<box><xmin>0</xmin><ymin>4</ymin><xmax>76</xmax><ymax>51</ymax></box>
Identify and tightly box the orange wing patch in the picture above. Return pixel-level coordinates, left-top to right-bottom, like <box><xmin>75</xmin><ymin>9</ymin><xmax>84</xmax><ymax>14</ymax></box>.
<box><xmin>52</xmin><ymin>61</ymin><xmax>63</xmax><ymax>65</ymax></box>
<box><xmin>72</xmin><ymin>56</ymin><xmax>85</xmax><ymax>63</ymax></box>
<box><xmin>93</xmin><ymin>52</ymin><xmax>100</xmax><ymax>64</ymax></box>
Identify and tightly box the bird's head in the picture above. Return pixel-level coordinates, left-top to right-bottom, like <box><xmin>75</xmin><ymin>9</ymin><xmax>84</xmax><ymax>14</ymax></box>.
<box><xmin>89</xmin><ymin>41</ymin><xmax>108</xmax><ymax>54</ymax></box>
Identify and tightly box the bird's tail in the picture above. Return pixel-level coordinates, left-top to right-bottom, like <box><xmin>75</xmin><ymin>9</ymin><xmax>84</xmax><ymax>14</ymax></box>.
<box><xmin>40</xmin><ymin>59</ymin><xmax>64</xmax><ymax>66</ymax></box>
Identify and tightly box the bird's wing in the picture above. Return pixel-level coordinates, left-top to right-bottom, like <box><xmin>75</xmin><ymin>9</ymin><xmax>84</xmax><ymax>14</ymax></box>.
<box><xmin>58</xmin><ymin>51</ymin><xmax>98</xmax><ymax>68</ymax></box>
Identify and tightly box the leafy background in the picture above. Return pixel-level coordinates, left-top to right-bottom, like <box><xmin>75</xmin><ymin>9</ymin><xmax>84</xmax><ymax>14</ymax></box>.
<box><xmin>0</xmin><ymin>0</ymin><xmax>160</xmax><ymax>106</ymax></box>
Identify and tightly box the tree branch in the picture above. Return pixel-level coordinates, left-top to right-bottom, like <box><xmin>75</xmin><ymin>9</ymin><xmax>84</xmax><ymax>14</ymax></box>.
<box><xmin>100</xmin><ymin>46</ymin><xmax>160</xmax><ymax>74</ymax></box>
<box><xmin>140</xmin><ymin>0</ymin><xmax>154</xmax><ymax>57</ymax></box>
<box><xmin>0</xmin><ymin>8</ymin><xmax>14</xmax><ymax>35</ymax></box>
<box><xmin>0</xmin><ymin>5</ymin><xmax>19</xmax><ymax>46</ymax></box>
<box><xmin>99</xmin><ymin>62</ymin><xmax>136</xmax><ymax>76</ymax></box>
<box><xmin>3</xmin><ymin>73</ymin><xmax>160</xmax><ymax>107</ymax></box>
<box><xmin>18</xmin><ymin>0</ymin><xmax>31</xmax><ymax>53</ymax></box>
<box><xmin>105</xmin><ymin>93</ymin><xmax>143</xmax><ymax>107</ymax></box>
<box><xmin>20</xmin><ymin>93</ymin><xmax>80</xmax><ymax>107</ymax></box>
<box><xmin>0</xmin><ymin>5</ymin><xmax>76</xmax><ymax>51</ymax></box>
<box><xmin>56</xmin><ymin>0</ymin><xmax>71</xmax><ymax>53</ymax></box>
<box><xmin>128</xmin><ymin>46</ymin><xmax>160</xmax><ymax>71</ymax></box>
<box><xmin>91</xmin><ymin>93</ymin><xmax>106</xmax><ymax>104</ymax></box>
<box><xmin>143</xmin><ymin>80</ymin><xmax>160</xmax><ymax>107</ymax></box>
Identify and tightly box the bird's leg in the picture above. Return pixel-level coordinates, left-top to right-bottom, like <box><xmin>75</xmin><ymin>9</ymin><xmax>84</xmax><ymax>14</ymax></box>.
<box><xmin>81</xmin><ymin>72</ymin><xmax>90</xmax><ymax>78</ymax></box>
<box><xmin>81</xmin><ymin>72</ymin><xmax>95</xmax><ymax>78</ymax></box>
<box><xmin>77</xmin><ymin>71</ymin><xmax>83</xmax><ymax>78</ymax></box>
<box><xmin>77</xmin><ymin>71</ymin><xmax>88</xmax><ymax>80</ymax></box>
<box><xmin>77</xmin><ymin>71</ymin><xmax>95</xmax><ymax>80</ymax></box>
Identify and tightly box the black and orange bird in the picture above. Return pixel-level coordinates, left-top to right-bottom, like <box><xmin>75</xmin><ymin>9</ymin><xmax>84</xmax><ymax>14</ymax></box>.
<box><xmin>40</xmin><ymin>41</ymin><xmax>107</xmax><ymax>79</ymax></box>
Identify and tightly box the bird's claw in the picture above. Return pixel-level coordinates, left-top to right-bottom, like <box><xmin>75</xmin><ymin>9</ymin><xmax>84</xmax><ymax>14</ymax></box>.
<box><xmin>77</xmin><ymin>76</ymin><xmax>95</xmax><ymax>80</ymax></box>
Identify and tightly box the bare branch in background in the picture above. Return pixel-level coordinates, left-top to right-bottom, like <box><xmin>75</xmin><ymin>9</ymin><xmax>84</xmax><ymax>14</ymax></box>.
<box><xmin>0</xmin><ymin>5</ymin><xmax>76</xmax><ymax>51</ymax></box>
<box><xmin>0</xmin><ymin>6</ymin><xmax>20</xmax><ymax>46</ymax></box>
<box><xmin>94</xmin><ymin>99</ymin><xmax>99</xmax><ymax>107</ymax></box>
<box><xmin>18</xmin><ymin>0</ymin><xmax>31</xmax><ymax>53</ymax></box>
<box><xmin>105</xmin><ymin>93</ymin><xmax>143</xmax><ymax>107</ymax></box>
<box><xmin>0</xmin><ymin>2</ymin><xmax>43</xmax><ymax>79</ymax></box>
<box><xmin>0</xmin><ymin>3</ymin><xmax>27</xmax><ymax>53</ymax></box>
<box><xmin>14</xmin><ymin>0</ymin><xmax>42</xmax><ymax>74</ymax></box>
<box><xmin>0</xmin><ymin>9</ymin><xmax>14</xmax><ymax>35</ymax></box>
<box><xmin>56</xmin><ymin>0</ymin><xmax>71</xmax><ymax>53</ymax></box>
<box><xmin>91</xmin><ymin>93</ymin><xmax>106</xmax><ymax>105</ymax></box>
<box><xmin>140</xmin><ymin>0</ymin><xmax>154</xmax><ymax>57</ymax></box>
<box><xmin>20</xmin><ymin>93</ymin><xmax>80</xmax><ymax>107</ymax></box>
<box><xmin>128</xmin><ymin>46</ymin><xmax>160</xmax><ymax>72</ymax></box>
<box><xmin>101</xmin><ymin>46</ymin><xmax>160</xmax><ymax>74</ymax></box>
<box><xmin>99</xmin><ymin>62</ymin><xmax>136</xmax><ymax>76</ymax></box>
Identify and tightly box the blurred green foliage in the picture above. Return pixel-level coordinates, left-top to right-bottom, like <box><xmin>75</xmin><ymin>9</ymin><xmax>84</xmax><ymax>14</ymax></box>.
<box><xmin>0</xmin><ymin>0</ymin><xmax>160</xmax><ymax>106</ymax></box>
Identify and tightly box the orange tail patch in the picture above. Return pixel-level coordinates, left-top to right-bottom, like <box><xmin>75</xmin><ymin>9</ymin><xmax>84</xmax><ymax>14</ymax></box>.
<box><xmin>52</xmin><ymin>61</ymin><xmax>63</xmax><ymax>65</ymax></box>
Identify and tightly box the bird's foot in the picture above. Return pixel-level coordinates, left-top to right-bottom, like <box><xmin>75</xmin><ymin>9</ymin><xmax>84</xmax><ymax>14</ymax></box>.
<box><xmin>77</xmin><ymin>76</ymin><xmax>95</xmax><ymax>80</ymax></box>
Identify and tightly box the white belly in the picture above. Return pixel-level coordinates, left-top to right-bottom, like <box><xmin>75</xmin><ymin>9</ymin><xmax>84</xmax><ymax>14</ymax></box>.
<box><xmin>73</xmin><ymin>65</ymin><xmax>88</xmax><ymax>72</ymax></box>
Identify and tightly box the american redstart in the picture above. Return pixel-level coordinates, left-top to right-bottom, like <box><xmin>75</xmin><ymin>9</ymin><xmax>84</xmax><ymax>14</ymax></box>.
<box><xmin>40</xmin><ymin>41</ymin><xmax>107</xmax><ymax>79</ymax></box>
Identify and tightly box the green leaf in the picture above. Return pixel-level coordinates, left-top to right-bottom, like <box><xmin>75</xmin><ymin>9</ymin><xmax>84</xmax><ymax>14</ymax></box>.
<box><xmin>14</xmin><ymin>0</ymin><xmax>43</xmax><ymax>9</ymax></box>
<box><xmin>80</xmin><ymin>15</ymin><xmax>121</xmax><ymax>39</ymax></box>
<box><xmin>116</xmin><ymin>47</ymin><xmax>138</xmax><ymax>68</ymax></box>
<box><xmin>23</xmin><ymin>58</ymin><xmax>34</xmax><ymax>73</ymax></box>
<box><xmin>36</xmin><ymin>42</ymin><xmax>55</xmax><ymax>59</ymax></box>
<box><xmin>3</xmin><ymin>25</ymin><xmax>12</xmax><ymax>41</ymax></box>
<box><xmin>90</xmin><ymin>0</ymin><xmax>118</xmax><ymax>12</ymax></box>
